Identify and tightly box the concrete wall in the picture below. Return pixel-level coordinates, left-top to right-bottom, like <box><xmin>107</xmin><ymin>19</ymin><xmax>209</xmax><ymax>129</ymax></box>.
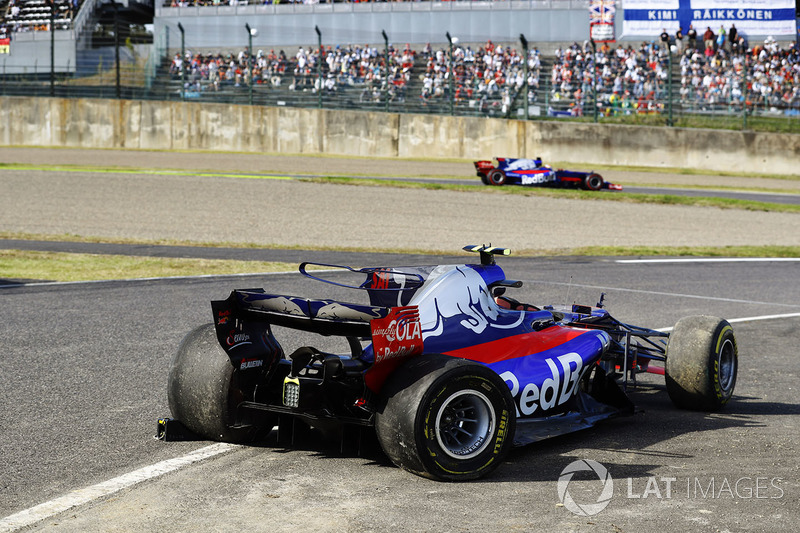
<box><xmin>1</xmin><ymin>96</ymin><xmax>798</xmax><ymax>175</ymax></box>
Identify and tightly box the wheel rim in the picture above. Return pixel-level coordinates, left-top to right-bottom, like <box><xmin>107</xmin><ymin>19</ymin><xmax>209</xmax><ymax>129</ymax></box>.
<box><xmin>435</xmin><ymin>390</ymin><xmax>495</xmax><ymax>460</ymax></box>
<box><xmin>717</xmin><ymin>338</ymin><xmax>736</xmax><ymax>393</ymax></box>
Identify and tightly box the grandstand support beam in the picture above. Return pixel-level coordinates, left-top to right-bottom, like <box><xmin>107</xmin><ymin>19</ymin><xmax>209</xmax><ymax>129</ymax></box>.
<box><xmin>245</xmin><ymin>23</ymin><xmax>254</xmax><ymax>106</ymax></box>
<box><xmin>520</xmin><ymin>33</ymin><xmax>528</xmax><ymax>121</ymax></box>
<box><xmin>49</xmin><ymin>0</ymin><xmax>54</xmax><ymax>97</ymax></box>
<box><xmin>446</xmin><ymin>31</ymin><xmax>454</xmax><ymax>116</ymax></box>
<box><xmin>315</xmin><ymin>25</ymin><xmax>322</xmax><ymax>110</ymax></box>
<box><xmin>382</xmin><ymin>29</ymin><xmax>389</xmax><ymax>114</ymax></box>
<box><xmin>178</xmin><ymin>22</ymin><xmax>185</xmax><ymax>101</ymax></box>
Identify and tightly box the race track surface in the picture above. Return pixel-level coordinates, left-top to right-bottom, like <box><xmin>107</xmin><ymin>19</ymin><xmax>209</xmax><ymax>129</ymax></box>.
<box><xmin>2</xmin><ymin>259</ymin><xmax>799</xmax><ymax>532</ymax></box>
<box><xmin>1</xmin><ymin>147</ymin><xmax>799</xmax><ymax>252</ymax></box>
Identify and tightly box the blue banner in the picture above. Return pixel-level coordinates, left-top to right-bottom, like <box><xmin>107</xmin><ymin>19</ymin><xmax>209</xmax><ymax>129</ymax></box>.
<box><xmin>621</xmin><ymin>0</ymin><xmax>797</xmax><ymax>37</ymax></box>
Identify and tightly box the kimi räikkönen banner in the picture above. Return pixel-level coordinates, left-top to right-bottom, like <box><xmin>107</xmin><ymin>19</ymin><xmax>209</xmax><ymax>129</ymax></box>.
<box><xmin>621</xmin><ymin>0</ymin><xmax>796</xmax><ymax>37</ymax></box>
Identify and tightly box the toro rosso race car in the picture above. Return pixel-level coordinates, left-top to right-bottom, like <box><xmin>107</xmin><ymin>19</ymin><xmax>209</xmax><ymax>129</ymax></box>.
<box><xmin>163</xmin><ymin>246</ymin><xmax>736</xmax><ymax>481</ymax></box>
<box><xmin>474</xmin><ymin>157</ymin><xmax>622</xmax><ymax>191</ymax></box>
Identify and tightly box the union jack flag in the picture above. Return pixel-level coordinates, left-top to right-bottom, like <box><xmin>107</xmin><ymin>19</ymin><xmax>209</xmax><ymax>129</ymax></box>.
<box><xmin>590</xmin><ymin>0</ymin><xmax>616</xmax><ymax>23</ymax></box>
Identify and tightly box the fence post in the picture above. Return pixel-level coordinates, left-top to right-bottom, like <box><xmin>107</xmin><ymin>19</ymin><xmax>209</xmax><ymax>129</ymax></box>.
<box><xmin>592</xmin><ymin>39</ymin><xmax>597</xmax><ymax>124</ymax></box>
<box><xmin>666</xmin><ymin>45</ymin><xmax>673</xmax><ymax>127</ymax></box>
<box><xmin>520</xmin><ymin>33</ymin><xmax>528</xmax><ymax>121</ymax></box>
<box><xmin>382</xmin><ymin>29</ymin><xmax>389</xmax><ymax>113</ymax></box>
<box><xmin>114</xmin><ymin>1</ymin><xmax>120</xmax><ymax>99</ymax></box>
<box><xmin>742</xmin><ymin>53</ymin><xmax>747</xmax><ymax>130</ymax></box>
<box><xmin>245</xmin><ymin>23</ymin><xmax>254</xmax><ymax>106</ymax></box>
<box><xmin>50</xmin><ymin>0</ymin><xmax>54</xmax><ymax>97</ymax></box>
<box><xmin>177</xmin><ymin>22</ymin><xmax>185</xmax><ymax>101</ymax></box>
<box><xmin>446</xmin><ymin>31</ymin><xmax>454</xmax><ymax>116</ymax></box>
<box><xmin>315</xmin><ymin>25</ymin><xmax>322</xmax><ymax>110</ymax></box>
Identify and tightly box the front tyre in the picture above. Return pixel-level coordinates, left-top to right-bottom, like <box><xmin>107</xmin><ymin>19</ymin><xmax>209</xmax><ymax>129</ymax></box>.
<box><xmin>487</xmin><ymin>169</ymin><xmax>507</xmax><ymax>186</ymax></box>
<box><xmin>582</xmin><ymin>173</ymin><xmax>604</xmax><ymax>191</ymax></box>
<box><xmin>168</xmin><ymin>324</ymin><xmax>260</xmax><ymax>442</ymax></box>
<box><xmin>665</xmin><ymin>316</ymin><xmax>738</xmax><ymax>411</ymax></box>
<box><xmin>375</xmin><ymin>355</ymin><xmax>516</xmax><ymax>481</ymax></box>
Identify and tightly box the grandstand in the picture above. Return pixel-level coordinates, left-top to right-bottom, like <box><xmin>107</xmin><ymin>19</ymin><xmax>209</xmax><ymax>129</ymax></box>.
<box><xmin>0</xmin><ymin>0</ymin><xmax>797</xmax><ymax>129</ymax></box>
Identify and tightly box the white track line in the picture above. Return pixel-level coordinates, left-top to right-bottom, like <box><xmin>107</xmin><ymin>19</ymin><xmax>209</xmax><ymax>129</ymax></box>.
<box><xmin>656</xmin><ymin>312</ymin><xmax>800</xmax><ymax>332</ymax></box>
<box><xmin>0</xmin><ymin>443</ymin><xmax>236</xmax><ymax>532</ymax></box>
<box><xmin>617</xmin><ymin>258</ymin><xmax>800</xmax><ymax>263</ymax></box>
<box><xmin>523</xmin><ymin>279</ymin><xmax>800</xmax><ymax>309</ymax></box>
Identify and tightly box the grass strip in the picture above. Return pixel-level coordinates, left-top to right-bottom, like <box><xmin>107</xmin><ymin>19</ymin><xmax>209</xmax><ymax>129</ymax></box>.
<box><xmin>0</xmin><ymin>250</ymin><xmax>307</xmax><ymax>283</ymax></box>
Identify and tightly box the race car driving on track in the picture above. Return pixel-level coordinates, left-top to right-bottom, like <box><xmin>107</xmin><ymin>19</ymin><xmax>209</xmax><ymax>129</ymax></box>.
<box><xmin>163</xmin><ymin>245</ymin><xmax>737</xmax><ymax>481</ymax></box>
<box><xmin>474</xmin><ymin>157</ymin><xmax>623</xmax><ymax>191</ymax></box>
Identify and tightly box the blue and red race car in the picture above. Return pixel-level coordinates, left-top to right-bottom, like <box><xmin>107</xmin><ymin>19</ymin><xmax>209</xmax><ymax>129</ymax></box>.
<box><xmin>164</xmin><ymin>246</ymin><xmax>736</xmax><ymax>481</ymax></box>
<box><xmin>475</xmin><ymin>157</ymin><xmax>622</xmax><ymax>191</ymax></box>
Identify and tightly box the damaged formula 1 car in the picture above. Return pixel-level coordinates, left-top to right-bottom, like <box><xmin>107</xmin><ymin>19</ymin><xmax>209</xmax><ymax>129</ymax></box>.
<box><xmin>163</xmin><ymin>246</ymin><xmax>737</xmax><ymax>481</ymax></box>
<box><xmin>474</xmin><ymin>157</ymin><xmax>622</xmax><ymax>191</ymax></box>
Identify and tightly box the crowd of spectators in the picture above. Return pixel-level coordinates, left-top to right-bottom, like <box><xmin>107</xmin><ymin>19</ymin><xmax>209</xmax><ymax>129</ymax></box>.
<box><xmin>2</xmin><ymin>0</ymin><xmax>77</xmax><ymax>33</ymax></box>
<box><xmin>168</xmin><ymin>33</ymin><xmax>800</xmax><ymax>117</ymax></box>
<box><xmin>542</xmin><ymin>27</ymin><xmax>800</xmax><ymax>117</ymax></box>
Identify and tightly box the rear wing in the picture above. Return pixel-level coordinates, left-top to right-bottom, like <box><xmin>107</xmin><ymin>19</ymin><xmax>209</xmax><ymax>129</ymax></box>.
<box><xmin>212</xmin><ymin>289</ymin><xmax>390</xmax><ymax>338</ymax></box>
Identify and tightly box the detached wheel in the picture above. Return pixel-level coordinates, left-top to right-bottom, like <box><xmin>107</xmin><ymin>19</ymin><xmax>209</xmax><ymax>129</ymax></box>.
<box><xmin>375</xmin><ymin>355</ymin><xmax>516</xmax><ymax>481</ymax></box>
<box><xmin>487</xmin><ymin>169</ymin><xmax>507</xmax><ymax>186</ymax></box>
<box><xmin>665</xmin><ymin>316</ymin><xmax>738</xmax><ymax>411</ymax></box>
<box><xmin>582</xmin><ymin>173</ymin><xmax>604</xmax><ymax>191</ymax></box>
<box><xmin>168</xmin><ymin>324</ymin><xmax>260</xmax><ymax>442</ymax></box>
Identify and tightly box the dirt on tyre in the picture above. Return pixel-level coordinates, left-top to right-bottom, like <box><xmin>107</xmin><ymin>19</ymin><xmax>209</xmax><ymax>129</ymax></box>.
<box><xmin>168</xmin><ymin>323</ymin><xmax>262</xmax><ymax>443</ymax></box>
<box><xmin>487</xmin><ymin>169</ymin><xmax>507</xmax><ymax>186</ymax></box>
<box><xmin>375</xmin><ymin>355</ymin><xmax>516</xmax><ymax>481</ymax></box>
<box><xmin>665</xmin><ymin>316</ymin><xmax>738</xmax><ymax>411</ymax></box>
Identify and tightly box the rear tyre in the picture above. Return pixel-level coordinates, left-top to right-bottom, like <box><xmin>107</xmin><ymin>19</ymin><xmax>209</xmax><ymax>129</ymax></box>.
<box><xmin>487</xmin><ymin>169</ymin><xmax>507</xmax><ymax>186</ymax></box>
<box><xmin>375</xmin><ymin>355</ymin><xmax>516</xmax><ymax>481</ymax></box>
<box><xmin>480</xmin><ymin>173</ymin><xmax>491</xmax><ymax>185</ymax></box>
<box><xmin>168</xmin><ymin>324</ymin><xmax>261</xmax><ymax>442</ymax></box>
<box><xmin>582</xmin><ymin>173</ymin><xmax>604</xmax><ymax>191</ymax></box>
<box><xmin>665</xmin><ymin>316</ymin><xmax>738</xmax><ymax>411</ymax></box>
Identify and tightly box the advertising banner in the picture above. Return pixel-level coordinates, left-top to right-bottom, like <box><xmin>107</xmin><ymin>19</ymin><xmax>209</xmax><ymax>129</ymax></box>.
<box><xmin>621</xmin><ymin>0</ymin><xmax>796</xmax><ymax>37</ymax></box>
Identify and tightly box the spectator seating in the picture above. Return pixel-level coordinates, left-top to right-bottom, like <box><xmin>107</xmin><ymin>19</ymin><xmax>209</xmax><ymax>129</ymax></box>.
<box><xmin>2</xmin><ymin>0</ymin><xmax>77</xmax><ymax>32</ymax></box>
<box><xmin>153</xmin><ymin>37</ymin><xmax>800</xmax><ymax>118</ymax></box>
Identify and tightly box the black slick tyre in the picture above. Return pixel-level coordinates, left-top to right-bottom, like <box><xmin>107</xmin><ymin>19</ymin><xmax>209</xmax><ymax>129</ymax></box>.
<box><xmin>168</xmin><ymin>324</ymin><xmax>259</xmax><ymax>442</ymax></box>
<box><xmin>375</xmin><ymin>355</ymin><xmax>516</xmax><ymax>481</ymax></box>
<box><xmin>480</xmin><ymin>173</ymin><xmax>491</xmax><ymax>185</ymax></box>
<box><xmin>582</xmin><ymin>173</ymin><xmax>604</xmax><ymax>191</ymax></box>
<box><xmin>487</xmin><ymin>169</ymin><xmax>507</xmax><ymax>186</ymax></box>
<box><xmin>665</xmin><ymin>316</ymin><xmax>738</xmax><ymax>411</ymax></box>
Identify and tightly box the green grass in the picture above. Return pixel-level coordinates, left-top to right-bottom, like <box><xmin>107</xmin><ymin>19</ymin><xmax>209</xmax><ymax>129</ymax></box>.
<box><xmin>0</xmin><ymin>250</ymin><xmax>306</xmax><ymax>283</ymax></box>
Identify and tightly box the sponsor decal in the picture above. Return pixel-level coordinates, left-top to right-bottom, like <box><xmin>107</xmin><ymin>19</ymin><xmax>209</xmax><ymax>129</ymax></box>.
<box><xmin>371</xmin><ymin>306</ymin><xmax>423</xmax><ymax>363</ymax></box>
<box><xmin>370</xmin><ymin>268</ymin><xmax>392</xmax><ymax>290</ymax></box>
<box><xmin>520</xmin><ymin>172</ymin><xmax>556</xmax><ymax>186</ymax></box>
<box><xmin>226</xmin><ymin>330</ymin><xmax>252</xmax><ymax>349</ymax></box>
<box><xmin>217</xmin><ymin>309</ymin><xmax>231</xmax><ymax>325</ymax></box>
<box><xmin>500</xmin><ymin>352</ymin><xmax>590</xmax><ymax>416</ymax></box>
<box><xmin>239</xmin><ymin>358</ymin><xmax>263</xmax><ymax>370</ymax></box>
